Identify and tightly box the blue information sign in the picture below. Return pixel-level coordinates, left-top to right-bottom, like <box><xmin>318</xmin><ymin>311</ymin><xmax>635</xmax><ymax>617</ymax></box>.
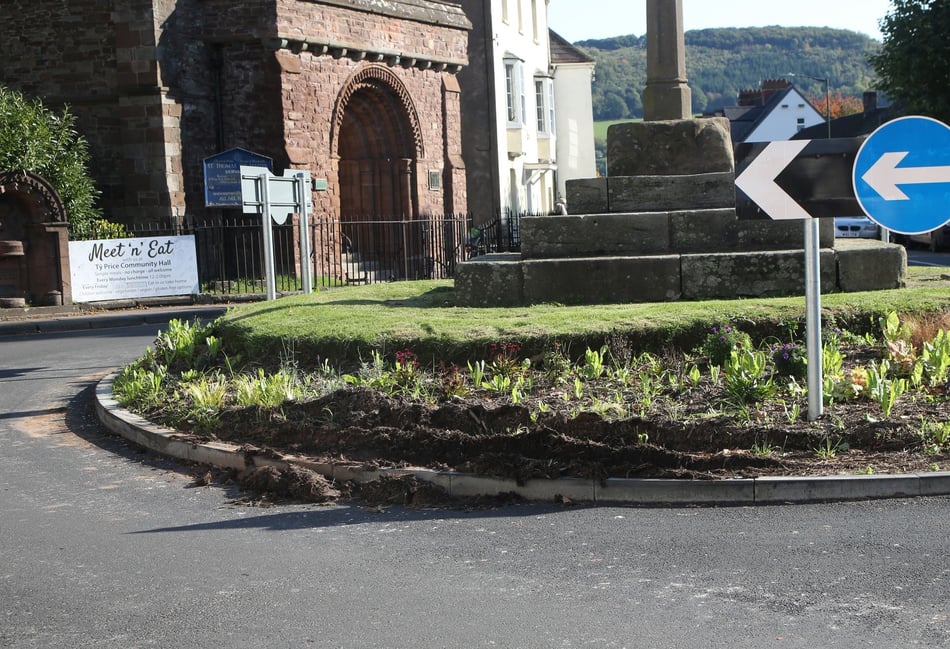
<box><xmin>853</xmin><ymin>116</ymin><xmax>950</xmax><ymax>235</ymax></box>
<box><xmin>203</xmin><ymin>148</ymin><xmax>273</xmax><ymax>208</ymax></box>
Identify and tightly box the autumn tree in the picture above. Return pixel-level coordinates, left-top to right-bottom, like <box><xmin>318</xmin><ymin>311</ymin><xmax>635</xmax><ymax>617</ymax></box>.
<box><xmin>806</xmin><ymin>91</ymin><xmax>866</xmax><ymax>120</ymax></box>
<box><xmin>870</xmin><ymin>0</ymin><xmax>950</xmax><ymax>122</ymax></box>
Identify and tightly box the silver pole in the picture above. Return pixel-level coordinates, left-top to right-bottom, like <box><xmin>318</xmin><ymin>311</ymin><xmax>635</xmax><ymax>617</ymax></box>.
<box><xmin>260</xmin><ymin>172</ymin><xmax>277</xmax><ymax>301</ymax></box>
<box><xmin>805</xmin><ymin>218</ymin><xmax>824</xmax><ymax>421</ymax></box>
<box><xmin>296</xmin><ymin>173</ymin><xmax>313</xmax><ymax>295</ymax></box>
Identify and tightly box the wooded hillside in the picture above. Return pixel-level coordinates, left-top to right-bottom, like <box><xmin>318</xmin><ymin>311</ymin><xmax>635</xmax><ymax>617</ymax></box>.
<box><xmin>576</xmin><ymin>27</ymin><xmax>881</xmax><ymax>119</ymax></box>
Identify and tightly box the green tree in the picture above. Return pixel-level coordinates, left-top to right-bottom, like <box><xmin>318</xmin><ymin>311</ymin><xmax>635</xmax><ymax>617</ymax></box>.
<box><xmin>870</xmin><ymin>0</ymin><xmax>950</xmax><ymax>122</ymax></box>
<box><xmin>0</xmin><ymin>86</ymin><xmax>101</xmax><ymax>236</ymax></box>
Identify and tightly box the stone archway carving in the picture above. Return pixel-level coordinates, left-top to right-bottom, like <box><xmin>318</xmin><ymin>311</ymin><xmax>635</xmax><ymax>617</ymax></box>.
<box><xmin>331</xmin><ymin>64</ymin><xmax>425</xmax><ymax>162</ymax></box>
<box><xmin>0</xmin><ymin>171</ymin><xmax>68</xmax><ymax>224</ymax></box>
<box><xmin>0</xmin><ymin>171</ymin><xmax>71</xmax><ymax>306</ymax></box>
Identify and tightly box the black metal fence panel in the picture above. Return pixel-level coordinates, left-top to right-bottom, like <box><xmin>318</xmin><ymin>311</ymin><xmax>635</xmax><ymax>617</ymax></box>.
<box><xmin>117</xmin><ymin>213</ymin><xmax>508</xmax><ymax>295</ymax></box>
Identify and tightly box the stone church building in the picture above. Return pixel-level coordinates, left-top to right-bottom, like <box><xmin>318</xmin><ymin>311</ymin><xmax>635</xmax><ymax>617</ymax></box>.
<box><xmin>0</xmin><ymin>0</ymin><xmax>471</xmax><ymax>227</ymax></box>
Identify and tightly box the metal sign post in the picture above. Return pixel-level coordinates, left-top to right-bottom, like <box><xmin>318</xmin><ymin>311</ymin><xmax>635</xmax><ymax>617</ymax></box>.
<box><xmin>240</xmin><ymin>166</ymin><xmax>314</xmax><ymax>301</ymax></box>
<box><xmin>804</xmin><ymin>219</ymin><xmax>824</xmax><ymax>421</ymax></box>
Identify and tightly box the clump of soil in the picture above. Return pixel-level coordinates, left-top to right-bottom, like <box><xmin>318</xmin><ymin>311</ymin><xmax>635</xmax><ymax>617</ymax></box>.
<box><xmin>238</xmin><ymin>465</ymin><xmax>341</xmax><ymax>503</ymax></box>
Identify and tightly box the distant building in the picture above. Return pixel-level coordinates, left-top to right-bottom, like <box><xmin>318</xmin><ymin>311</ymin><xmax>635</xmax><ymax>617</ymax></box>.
<box><xmin>457</xmin><ymin>0</ymin><xmax>596</xmax><ymax>222</ymax></box>
<box><xmin>708</xmin><ymin>79</ymin><xmax>825</xmax><ymax>143</ymax></box>
<box><xmin>550</xmin><ymin>30</ymin><xmax>597</xmax><ymax>205</ymax></box>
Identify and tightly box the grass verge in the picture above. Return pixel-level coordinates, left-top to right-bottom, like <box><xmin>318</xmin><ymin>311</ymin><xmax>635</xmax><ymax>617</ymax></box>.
<box><xmin>215</xmin><ymin>268</ymin><xmax>950</xmax><ymax>371</ymax></box>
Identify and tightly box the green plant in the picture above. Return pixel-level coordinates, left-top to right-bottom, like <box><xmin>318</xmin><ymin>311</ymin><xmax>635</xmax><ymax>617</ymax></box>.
<box><xmin>542</xmin><ymin>344</ymin><xmax>572</xmax><ymax>382</ymax></box>
<box><xmin>702</xmin><ymin>323</ymin><xmax>752</xmax><ymax>366</ymax></box>
<box><xmin>919</xmin><ymin>418</ymin><xmax>950</xmax><ymax>454</ymax></box>
<box><xmin>112</xmin><ymin>364</ymin><xmax>167</xmax><ymax>409</ymax></box>
<box><xmin>0</xmin><ymin>86</ymin><xmax>102</xmax><ymax>236</ymax></box>
<box><xmin>783</xmin><ymin>401</ymin><xmax>801</xmax><ymax>424</ymax></box>
<box><xmin>488</xmin><ymin>342</ymin><xmax>526</xmax><ymax>379</ymax></box>
<box><xmin>182</xmin><ymin>374</ymin><xmax>228</xmax><ymax>430</ymax></box>
<box><xmin>815</xmin><ymin>437</ymin><xmax>844</xmax><ymax>459</ymax></box>
<box><xmin>722</xmin><ymin>348</ymin><xmax>776</xmax><ymax>404</ymax></box>
<box><xmin>917</xmin><ymin>328</ymin><xmax>950</xmax><ymax>387</ymax></box>
<box><xmin>865</xmin><ymin>360</ymin><xmax>908</xmax><ymax>418</ymax></box>
<box><xmin>687</xmin><ymin>363</ymin><xmax>702</xmax><ymax>387</ymax></box>
<box><xmin>771</xmin><ymin>342</ymin><xmax>807</xmax><ymax>378</ymax></box>
<box><xmin>234</xmin><ymin>368</ymin><xmax>298</xmax><ymax>408</ymax></box>
<box><xmin>751</xmin><ymin>439</ymin><xmax>776</xmax><ymax>456</ymax></box>
<box><xmin>467</xmin><ymin>360</ymin><xmax>486</xmax><ymax>389</ymax></box>
<box><xmin>438</xmin><ymin>363</ymin><xmax>468</xmax><ymax>398</ymax></box>
<box><xmin>579</xmin><ymin>346</ymin><xmax>608</xmax><ymax>380</ymax></box>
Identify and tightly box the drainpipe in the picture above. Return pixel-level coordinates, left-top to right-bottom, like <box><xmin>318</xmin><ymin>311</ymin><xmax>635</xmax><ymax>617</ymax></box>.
<box><xmin>211</xmin><ymin>44</ymin><xmax>225</xmax><ymax>151</ymax></box>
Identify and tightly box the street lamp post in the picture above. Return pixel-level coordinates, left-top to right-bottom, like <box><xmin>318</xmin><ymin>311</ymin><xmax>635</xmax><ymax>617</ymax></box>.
<box><xmin>787</xmin><ymin>72</ymin><xmax>831</xmax><ymax>139</ymax></box>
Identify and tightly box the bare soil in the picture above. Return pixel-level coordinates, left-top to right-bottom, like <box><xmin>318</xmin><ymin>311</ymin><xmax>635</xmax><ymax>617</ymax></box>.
<box><xmin>200</xmin><ymin>381</ymin><xmax>949</xmax><ymax>491</ymax></box>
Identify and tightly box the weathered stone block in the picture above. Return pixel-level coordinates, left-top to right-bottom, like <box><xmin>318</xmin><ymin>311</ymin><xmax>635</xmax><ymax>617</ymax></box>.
<box><xmin>835</xmin><ymin>239</ymin><xmax>907</xmax><ymax>292</ymax></box>
<box><xmin>607</xmin><ymin>173</ymin><xmax>735</xmax><ymax>212</ymax></box>
<box><xmin>454</xmin><ymin>254</ymin><xmax>524</xmax><ymax>307</ymax></box>
<box><xmin>670</xmin><ymin>211</ymin><xmax>835</xmax><ymax>252</ymax></box>
<box><xmin>565</xmin><ymin>177</ymin><xmax>608</xmax><ymax>215</ymax></box>
<box><xmin>522</xmin><ymin>256</ymin><xmax>682</xmax><ymax>305</ymax></box>
<box><xmin>681</xmin><ymin>249</ymin><xmax>836</xmax><ymax>300</ymax></box>
<box><xmin>520</xmin><ymin>213</ymin><xmax>671</xmax><ymax>259</ymax></box>
<box><xmin>607</xmin><ymin>118</ymin><xmax>734</xmax><ymax>176</ymax></box>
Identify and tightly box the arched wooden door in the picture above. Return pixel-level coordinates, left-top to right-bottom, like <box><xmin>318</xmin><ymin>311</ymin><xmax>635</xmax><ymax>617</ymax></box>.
<box><xmin>334</xmin><ymin>66</ymin><xmax>425</xmax><ymax>279</ymax></box>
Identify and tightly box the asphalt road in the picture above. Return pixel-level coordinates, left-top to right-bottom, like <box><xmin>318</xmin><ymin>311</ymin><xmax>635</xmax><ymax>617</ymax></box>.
<box><xmin>2</xmin><ymin>321</ymin><xmax>950</xmax><ymax>648</ymax></box>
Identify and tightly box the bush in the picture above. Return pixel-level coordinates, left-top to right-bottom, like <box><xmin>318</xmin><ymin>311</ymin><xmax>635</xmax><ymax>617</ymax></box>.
<box><xmin>0</xmin><ymin>85</ymin><xmax>101</xmax><ymax>236</ymax></box>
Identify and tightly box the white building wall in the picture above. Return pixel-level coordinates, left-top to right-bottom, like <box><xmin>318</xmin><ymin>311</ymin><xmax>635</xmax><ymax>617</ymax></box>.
<box><xmin>553</xmin><ymin>61</ymin><xmax>596</xmax><ymax>203</ymax></box>
<box><xmin>493</xmin><ymin>0</ymin><xmax>556</xmax><ymax>215</ymax></box>
<box><xmin>745</xmin><ymin>88</ymin><xmax>826</xmax><ymax>142</ymax></box>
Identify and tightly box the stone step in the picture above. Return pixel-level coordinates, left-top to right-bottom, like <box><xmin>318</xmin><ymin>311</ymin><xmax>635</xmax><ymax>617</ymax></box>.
<box><xmin>454</xmin><ymin>240</ymin><xmax>906</xmax><ymax>307</ymax></box>
<box><xmin>519</xmin><ymin>210</ymin><xmax>836</xmax><ymax>259</ymax></box>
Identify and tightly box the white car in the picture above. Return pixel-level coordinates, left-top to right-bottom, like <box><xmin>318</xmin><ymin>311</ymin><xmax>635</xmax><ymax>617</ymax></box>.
<box><xmin>834</xmin><ymin>216</ymin><xmax>880</xmax><ymax>239</ymax></box>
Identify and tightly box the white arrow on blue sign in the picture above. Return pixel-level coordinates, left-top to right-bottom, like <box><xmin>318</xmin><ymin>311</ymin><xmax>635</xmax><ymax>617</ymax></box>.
<box><xmin>853</xmin><ymin>115</ymin><xmax>950</xmax><ymax>235</ymax></box>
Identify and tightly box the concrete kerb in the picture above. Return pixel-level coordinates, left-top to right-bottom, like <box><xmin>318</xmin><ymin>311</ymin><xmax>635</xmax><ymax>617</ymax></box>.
<box><xmin>95</xmin><ymin>373</ymin><xmax>950</xmax><ymax>506</ymax></box>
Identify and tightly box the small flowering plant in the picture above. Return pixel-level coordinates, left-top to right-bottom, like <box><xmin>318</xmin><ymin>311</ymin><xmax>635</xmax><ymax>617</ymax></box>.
<box><xmin>438</xmin><ymin>362</ymin><xmax>468</xmax><ymax>398</ymax></box>
<box><xmin>393</xmin><ymin>348</ymin><xmax>421</xmax><ymax>388</ymax></box>
<box><xmin>488</xmin><ymin>341</ymin><xmax>527</xmax><ymax>379</ymax></box>
<box><xmin>771</xmin><ymin>342</ymin><xmax>807</xmax><ymax>378</ymax></box>
<box><xmin>702</xmin><ymin>324</ymin><xmax>752</xmax><ymax>366</ymax></box>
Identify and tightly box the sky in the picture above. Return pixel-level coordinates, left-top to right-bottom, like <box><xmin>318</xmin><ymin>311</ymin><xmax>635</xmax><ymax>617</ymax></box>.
<box><xmin>547</xmin><ymin>0</ymin><xmax>893</xmax><ymax>43</ymax></box>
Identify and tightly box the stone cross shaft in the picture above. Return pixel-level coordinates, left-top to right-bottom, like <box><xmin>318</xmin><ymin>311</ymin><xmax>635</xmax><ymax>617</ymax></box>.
<box><xmin>643</xmin><ymin>0</ymin><xmax>692</xmax><ymax>121</ymax></box>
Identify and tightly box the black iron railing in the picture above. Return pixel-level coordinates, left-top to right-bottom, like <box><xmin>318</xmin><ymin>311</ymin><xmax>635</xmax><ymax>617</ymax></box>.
<box><xmin>117</xmin><ymin>214</ymin><xmax>495</xmax><ymax>295</ymax></box>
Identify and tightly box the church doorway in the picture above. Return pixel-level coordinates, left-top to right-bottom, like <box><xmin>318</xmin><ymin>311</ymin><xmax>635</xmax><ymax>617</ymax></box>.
<box><xmin>334</xmin><ymin>66</ymin><xmax>425</xmax><ymax>280</ymax></box>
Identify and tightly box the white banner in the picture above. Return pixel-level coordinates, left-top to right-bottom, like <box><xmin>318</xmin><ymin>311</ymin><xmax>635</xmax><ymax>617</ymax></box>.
<box><xmin>68</xmin><ymin>235</ymin><xmax>199</xmax><ymax>302</ymax></box>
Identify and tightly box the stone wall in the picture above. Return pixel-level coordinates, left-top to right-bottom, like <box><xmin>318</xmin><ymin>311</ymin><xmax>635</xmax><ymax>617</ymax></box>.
<box><xmin>0</xmin><ymin>0</ymin><xmax>470</xmax><ymax>226</ymax></box>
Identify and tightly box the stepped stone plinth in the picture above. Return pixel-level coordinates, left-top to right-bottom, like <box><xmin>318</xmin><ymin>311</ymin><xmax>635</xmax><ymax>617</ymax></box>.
<box><xmin>454</xmin><ymin>117</ymin><xmax>905</xmax><ymax>308</ymax></box>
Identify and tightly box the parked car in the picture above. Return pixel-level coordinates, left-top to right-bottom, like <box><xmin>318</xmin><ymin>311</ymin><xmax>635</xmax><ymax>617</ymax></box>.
<box><xmin>905</xmin><ymin>224</ymin><xmax>950</xmax><ymax>252</ymax></box>
<box><xmin>834</xmin><ymin>216</ymin><xmax>880</xmax><ymax>239</ymax></box>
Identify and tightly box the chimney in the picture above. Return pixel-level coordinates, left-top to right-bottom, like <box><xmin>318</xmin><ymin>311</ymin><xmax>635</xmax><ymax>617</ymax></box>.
<box><xmin>863</xmin><ymin>91</ymin><xmax>878</xmax><ymax>114</ymax></box>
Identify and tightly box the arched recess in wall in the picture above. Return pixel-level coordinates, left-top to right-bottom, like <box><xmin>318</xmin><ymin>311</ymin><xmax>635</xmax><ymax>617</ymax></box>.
<box><xmin>331</xmin><ymin>65</ymin><xmax>425</xmax><ymax>221</ymax></box>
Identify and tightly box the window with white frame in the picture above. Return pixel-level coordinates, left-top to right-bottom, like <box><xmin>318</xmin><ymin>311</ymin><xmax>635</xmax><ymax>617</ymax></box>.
<box><xmin>505</xmin><ymin>58</ymin><xmax>525</xmax><ymax>127</ymax></box>
<box><xmin>535</xmin><ymin>76</ymin><xmax>554</xmax><ymax>135</ymax></box>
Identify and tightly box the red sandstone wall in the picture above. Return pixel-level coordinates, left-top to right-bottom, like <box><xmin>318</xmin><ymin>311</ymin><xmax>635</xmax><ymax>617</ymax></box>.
<box><xmin>0</xmin><ymin>0</ymin><xmax>469</xmax><ymax>226</ymax></box>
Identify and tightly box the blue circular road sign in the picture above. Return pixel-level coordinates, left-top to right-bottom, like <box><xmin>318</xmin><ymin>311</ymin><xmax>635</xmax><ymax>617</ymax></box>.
<box><xmin>853</xmin><ymin>115</ymin><xmax>950</xmax><ymax>235</ymax></box>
